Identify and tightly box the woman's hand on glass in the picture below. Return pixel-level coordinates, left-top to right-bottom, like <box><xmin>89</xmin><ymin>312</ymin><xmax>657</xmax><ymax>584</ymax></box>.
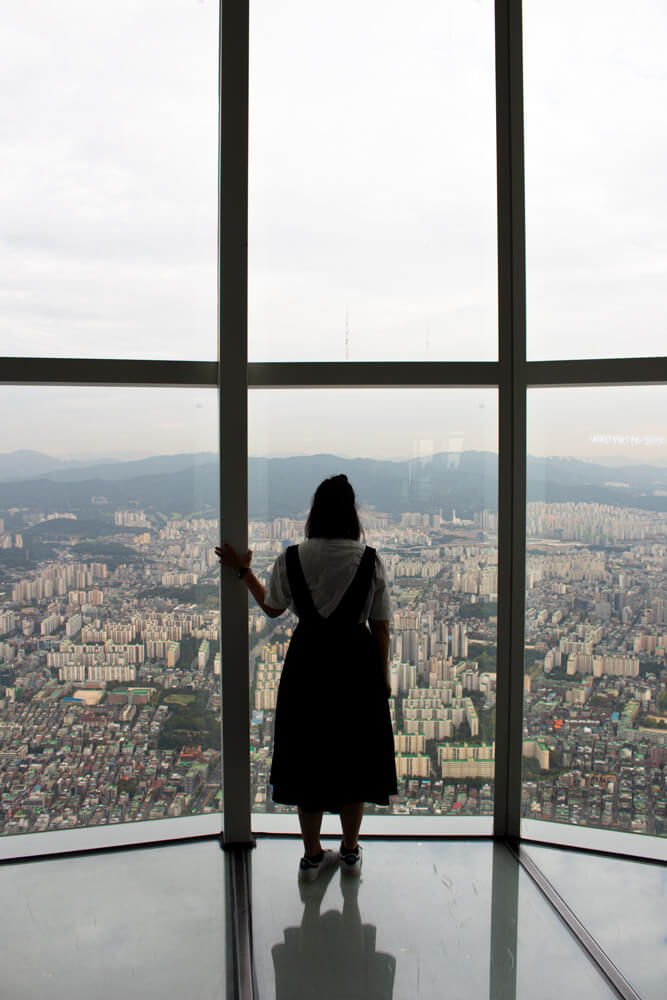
<box><xmin>215</xmin><ymin>542</ymin><xmax>252</xmax><ymax>574</ymax></box>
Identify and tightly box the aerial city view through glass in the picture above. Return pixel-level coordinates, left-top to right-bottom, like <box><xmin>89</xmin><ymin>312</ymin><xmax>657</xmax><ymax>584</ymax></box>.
<box><xmin>1</xmin><ymin>387</ymin><xmax>664</xmax><ymax>840</ymax></box>
<box><xmin>246</xmin><ymin>435</ymin><xmax>498</xmax><ymax>822</ymax></box>
<box><xmin>0</xmin><ymin>447</ymin><xmax>223</xmax><ymax>836</ymax></box>
<box><xmin>2</xmin><ymin>3</ymin><xmax>665</xmax><ymax>857</ymax></box>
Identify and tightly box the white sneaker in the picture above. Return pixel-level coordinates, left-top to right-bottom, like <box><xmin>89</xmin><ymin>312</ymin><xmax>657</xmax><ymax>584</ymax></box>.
<box><xmin>298</xmin><ymin>848</ymin><xmax>339</xmax><ymax>882</ymax></box>
<box><xmin>339</xmin><ymin>841</ymin><xmax>362</xmax><ymax>876</ymax></box>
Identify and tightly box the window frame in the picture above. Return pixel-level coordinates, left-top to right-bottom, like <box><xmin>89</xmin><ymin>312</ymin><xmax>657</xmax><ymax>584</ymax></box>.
<box><xmin>1</xmin><ymin>0</ymin><xmax>666</xmax><ymax>862</ymax></box>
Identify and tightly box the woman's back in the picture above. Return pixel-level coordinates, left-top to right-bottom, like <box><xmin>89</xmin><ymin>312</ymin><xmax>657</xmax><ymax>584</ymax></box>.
<box><xmin>270</xmin><ymin>540</ymin><xmax>396</xmax><ymax>812</ymax></box>
<box><xmin>266</xmin><ymin>537</ymin><xmax>391</xmax><ymax>622</ymax></box>
<box><xmin>216</xmin><ymin>473</ymin><xmax>397</xmax><ymax>861</ymax></box>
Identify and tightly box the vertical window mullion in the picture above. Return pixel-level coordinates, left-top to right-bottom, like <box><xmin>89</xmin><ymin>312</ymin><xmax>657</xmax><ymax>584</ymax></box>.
<box><xmin>219</xmin><ymin>0</ymin><xmax>252</xmax><ymax>845</ymax></box>
<box><xmin>494</xmin><ymin>0</ymin><xmax>527</xmax><ymax>841</ymax></box>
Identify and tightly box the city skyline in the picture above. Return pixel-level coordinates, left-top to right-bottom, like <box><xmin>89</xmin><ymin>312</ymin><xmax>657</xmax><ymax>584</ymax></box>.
<box><xmin>2</xmin><ymin>482</ymin><xmax>665</xmax><ymax>838</ymax></box>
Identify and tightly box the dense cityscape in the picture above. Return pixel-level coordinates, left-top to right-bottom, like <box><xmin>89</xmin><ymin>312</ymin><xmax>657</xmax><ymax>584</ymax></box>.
<box><xmin>1</xmin><ymin>464</ymin><xmax>666</xmax><ymax>840</ymax></box>
<box><xmin>0</xmin><ymin>509</ymin><xmax>223</xmax><ymax>833</ymax></box>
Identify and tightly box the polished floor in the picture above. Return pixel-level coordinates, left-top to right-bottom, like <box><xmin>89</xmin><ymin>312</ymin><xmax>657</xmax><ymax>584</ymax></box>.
<box><xmin>0</xmin><ymin>840</ymin><xmax>230</xmax><ymax>1000</ymax></box>
<box><xmin>523</xmin><ymin>844</ymin><xmax>667</xmax><ymax>1000</ymax></box>
<box><xmin>0</xmin><ymin>836</ymin><xmax>664</xmax><ymax>999</ymax></box>
<box><xmin>252</xmin><ymin>839</ymin><xmax>618</xmax><ymax>1000</ymax></box>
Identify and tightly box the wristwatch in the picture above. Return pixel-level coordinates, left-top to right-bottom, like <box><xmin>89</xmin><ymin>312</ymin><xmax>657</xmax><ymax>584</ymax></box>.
<box><xmin>237</xmin><ymin>567</ymin><xmax>249</xmax><ymax>579</ymax></box>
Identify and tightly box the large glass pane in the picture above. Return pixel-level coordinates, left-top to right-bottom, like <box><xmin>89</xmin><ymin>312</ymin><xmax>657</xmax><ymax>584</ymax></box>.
<box><xmin>0</xmin><ymin>387</ymin><xmax>221</xmax><ymax>839</ymax></box>
<box><xmin>249</xmin><ymin>389</ymin><xmax>497</xmax><ymax>829</ymax></box>
<box><xmin>249</xmin><ymin>1</ymin><xmax>498</xmax><ymax>362</ymax></box>
<box><xmin>525</xmin><ymin>1</ymin><xmax>667</xmax><ymax>360</ymax></box>
<box><xmin>0</xmin><ymin>2</ymin><xmax>218</xmax><ymax>360</ymax></box>
<box><xmin>522</xmin><ymin>386</ymin><xmax>667</xmax><ymax>844</ymax></box>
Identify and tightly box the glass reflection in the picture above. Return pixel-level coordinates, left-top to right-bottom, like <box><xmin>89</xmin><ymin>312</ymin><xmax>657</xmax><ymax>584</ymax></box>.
<box><xmin>253</xmin><ymin>839</ymin><xmax>617</xmax><ymax>999</ymax></box>
<box><xmin>272</xmin><ymin>871</ymin><xmax>396</xmax><ymax>1000</ymax></box>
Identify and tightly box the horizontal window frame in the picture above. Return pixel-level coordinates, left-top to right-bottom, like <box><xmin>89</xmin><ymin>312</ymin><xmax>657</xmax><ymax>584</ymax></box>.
<box><xmin>0</xmin><ymin>358</ymin><xmax>218</xmax><ymax>387</ymax></box>
<box><xmin>2</xmin><ymin>357</ymin><xmax>665</xmax><ymax>390</ymax></box>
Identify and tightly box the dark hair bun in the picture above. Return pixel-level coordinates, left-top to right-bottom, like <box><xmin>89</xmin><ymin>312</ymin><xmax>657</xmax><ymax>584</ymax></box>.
<box><xmin>305</xmin><ymin>475</ymin><xmax>361</xmax><ymax>540</ymax></box>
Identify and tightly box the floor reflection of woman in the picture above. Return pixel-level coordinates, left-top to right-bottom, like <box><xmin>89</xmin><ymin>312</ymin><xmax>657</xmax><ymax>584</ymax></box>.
<box><xmin>272</xmin><ymin>871</ymin><xmax>396</xmax><ymax>1000</ymax></box>
<box><xmin>216</xmin><ymin>474</ymin><xmax>397</xmax><ymax>880</ymax></box>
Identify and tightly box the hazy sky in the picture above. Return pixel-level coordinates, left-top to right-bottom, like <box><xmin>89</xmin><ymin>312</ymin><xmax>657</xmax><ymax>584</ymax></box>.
<box><xmin>523</xmin><ymin>0</ymin><xmax>667</xmax><ymax>361</ymax></box>
<box><xmin>0</xmin><ymin>384</ymin><xmax>665</xmax><ymax>464</ymax></box>
<box><xmin>0</xmin><ymin>1</ymin><xmax>218</xmax><ymax>362</ymax></box>
<box><xmin>0</xmin><ymin>1</ymin><xmax>665</xmax><ymax>459</ymax></box>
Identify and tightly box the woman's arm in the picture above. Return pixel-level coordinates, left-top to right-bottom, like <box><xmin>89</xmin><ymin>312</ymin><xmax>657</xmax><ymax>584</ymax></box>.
<box><xmin>369</xmin><ymin>618</ymin><xmax>391</xmax><ymax>697</ymax></box>
<box><xmin>215</xmin><ymin>543</ymin><xmax>285</xmax><ymax>618</ymax></box>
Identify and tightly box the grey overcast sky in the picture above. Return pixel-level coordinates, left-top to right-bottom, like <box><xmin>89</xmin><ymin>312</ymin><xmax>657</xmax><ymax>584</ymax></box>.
<box><xmin>0</xmin><ymin>384</ymin><xmax>665</xmax><ymax>465</ymax></box>
<box><xmin>0</xmin><ymin>1</ymin><xmax>665</xmax><ymax>461</ymax></box>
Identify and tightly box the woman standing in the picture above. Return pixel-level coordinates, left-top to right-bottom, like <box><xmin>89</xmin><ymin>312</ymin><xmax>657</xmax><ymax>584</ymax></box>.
<box><xmin>216</xmin><ymin>474</ymin><xmax>397</xmax><ymax>880</ymax></box>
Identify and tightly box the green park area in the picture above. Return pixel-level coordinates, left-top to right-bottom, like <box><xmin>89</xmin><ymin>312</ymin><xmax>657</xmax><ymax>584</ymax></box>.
<box><xmin>163</xmin><ymin>693</ymin><xmax>196</xmax><ymax>707</ymax></box>
<box><xmin>158</xmin><ymin>688</ymin><xmax>220</xmax><ymax>751</ymax></box>
<box><xmin>459</xmin><ymin>601</ymin><xmax>497</xmax><ymax>620</ymax></box>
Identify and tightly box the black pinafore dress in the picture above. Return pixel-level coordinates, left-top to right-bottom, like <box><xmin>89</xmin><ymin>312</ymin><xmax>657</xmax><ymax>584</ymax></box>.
<box><xmin>270</xmin><ymin>544</ymin><xmax>398</xmax><ymax>813</ymax></box>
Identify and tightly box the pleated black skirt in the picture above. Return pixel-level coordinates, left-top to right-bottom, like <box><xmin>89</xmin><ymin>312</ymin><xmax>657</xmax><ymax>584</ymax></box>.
<box><xmin>269</xmin><ymin>618</ymin><xmax>398</xmax><ymax>813</ymax></box>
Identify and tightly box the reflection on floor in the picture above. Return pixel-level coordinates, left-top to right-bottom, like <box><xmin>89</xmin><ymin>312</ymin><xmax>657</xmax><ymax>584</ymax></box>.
<box><xmin>251</xmin><ymin>838</ymin><xmax>618</xmax><ymax>1000</ymax></box>
<box><xmin>272</xmin><ymin>864</ymin><xmax>396</xmax><ymax>1000</ymax></box>
<box><xmin>0</xmin><ymin>840</ymin><xmax>228</xmax><ymax>1000</ymax></box>
<box><xmin>0</xmin><ymin>835</ymin><xmax>663</xmax><ymax>999</ymax></box>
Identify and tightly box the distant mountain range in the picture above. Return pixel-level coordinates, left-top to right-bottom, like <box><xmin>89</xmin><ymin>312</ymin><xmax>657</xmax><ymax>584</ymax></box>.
<box><xmin>0</xmin><ymin>450</ymin><xmax>212</xmax><ymax>482</ymax></box>
<box><xmin>0</xmin><ymin>450</ymin><xmax>102</xmax><ymax>481</ymax></box>
<box><xmin>0</xmin><ymin>450</ymin><xmax>666</xmax><ymax>519</ymax></box>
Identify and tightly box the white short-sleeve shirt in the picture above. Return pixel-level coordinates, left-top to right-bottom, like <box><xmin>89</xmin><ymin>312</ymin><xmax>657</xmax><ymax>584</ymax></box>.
<box><xmin>265</xmin><ymin>538</ymin><xmax>392</xmax><ymax>623</ymax></box>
